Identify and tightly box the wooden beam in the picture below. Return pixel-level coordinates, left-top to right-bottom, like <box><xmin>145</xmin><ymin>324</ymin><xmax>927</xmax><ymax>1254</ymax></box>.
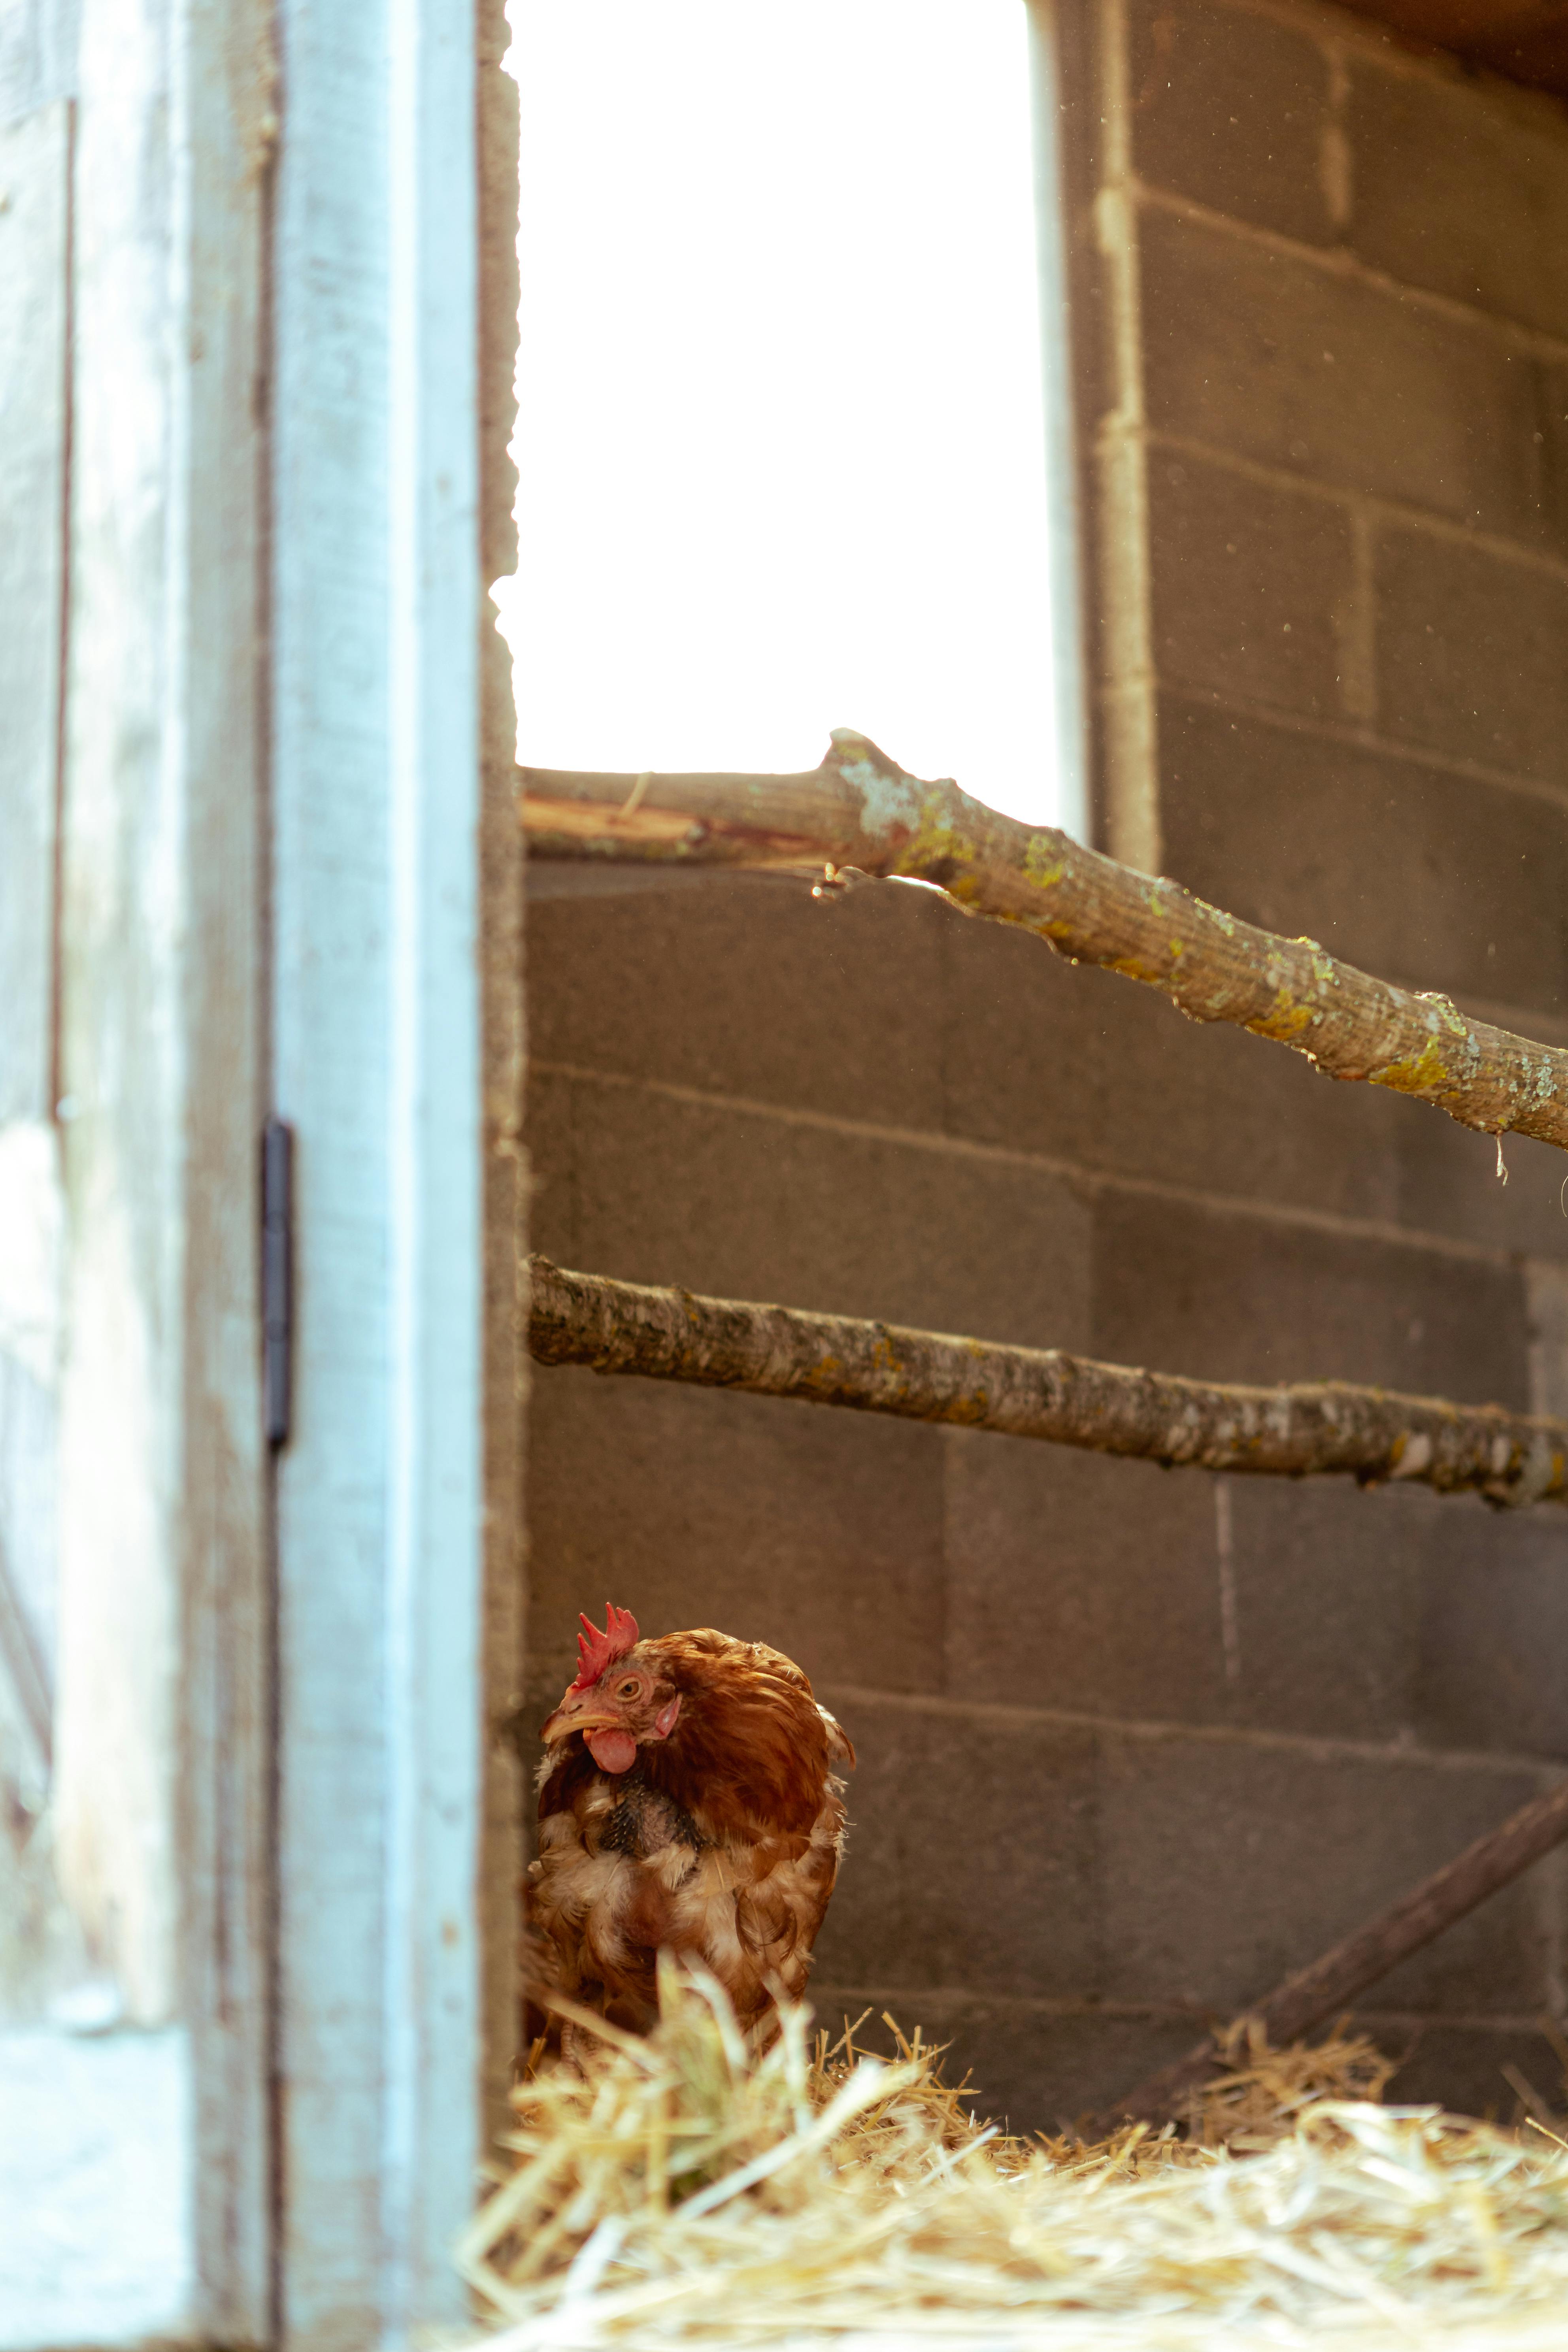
<box><xmin>50</xmin><ymin>11</ymin><xmax>275</xmax><ymax>2330</ymax></box>
<box><xmin>477</xmin><ymin>0</ymin><xmax>530</xmax><ymax>2182</ymax></box>
<box><xmin>1106</xmin><ymin>1772</ymin><xmax>1568</xmax><ymax>2129</ymax></box>
<box><xmin>519</xmin><ymin>733</ymin><xmax>1568</xmax><ymax>1156</ymax></box>
<box><xmin>527</xmin><ymin>1257</ymin><xmax>1568</xmax><ymax>1509</ymax></box>
<box><xmin>272</xmin><ymin>0</ymin><xmax>486</xmax><ymax>2323</ymax></box>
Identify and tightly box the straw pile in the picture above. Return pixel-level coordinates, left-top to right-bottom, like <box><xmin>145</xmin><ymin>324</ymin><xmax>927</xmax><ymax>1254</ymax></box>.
<box><xmin>460</xmin><ymin>1963</ymin><xmax>1568</xmax><ymax>2351</ymax></box>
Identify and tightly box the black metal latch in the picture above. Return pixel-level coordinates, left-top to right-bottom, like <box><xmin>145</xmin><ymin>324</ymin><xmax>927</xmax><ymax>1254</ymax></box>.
<box><xmin>262</xmin><ymin>1115</ymin><xmax>294</xmax><ymax>1448</ymax></box>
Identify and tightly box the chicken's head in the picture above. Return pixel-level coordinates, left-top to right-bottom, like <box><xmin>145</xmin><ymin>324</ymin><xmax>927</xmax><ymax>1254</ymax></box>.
<box><xmin>540</xmin><ymin>1603</ymin><xmax>681</xmax><ymax>1775</ymax></box>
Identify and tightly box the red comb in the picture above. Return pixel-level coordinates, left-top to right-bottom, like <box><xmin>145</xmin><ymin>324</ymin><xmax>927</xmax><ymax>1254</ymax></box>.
<box><xmin>571</xmin><ymin>1603</ymin><xmax>640</xmax><ymax>1690</ymax></box>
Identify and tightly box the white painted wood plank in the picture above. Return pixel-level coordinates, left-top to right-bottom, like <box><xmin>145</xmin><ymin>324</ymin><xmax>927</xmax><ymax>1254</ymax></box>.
<box><xmin>171</xmin><ymin>5</ymin><xmax>276</xmax><ymax>2330</ymax></box>
<box><xmin>0</xmin><ymin>98</ymin><xmax>74</xmax><ymax>2035</ymax></box>
<box><xmin>272</xmin><ymin>0</ymin><xmax>483</xmax><ymax>2335</ymax></box>
<box><xmin>272</xmin><ymin>10</ymin><xmax>399</xmax><ymax>2331</ymax></box>
<box><xmin>0</xmin><ymin>2028</ymin><xmax>191</xmax><ymax>2348</ymax></box>
<box><xmin>0</xmin><ymin>0</ymin><xmax>79</xmax><ymax>127</ymax></box>
<box><xmin>474</xmin><ymin>0</ymin><xmax>527</xmax><ymax>2166</ymax></box>
<box><xmin>385</xmin><ymin>0</ymin><xmax>483</xmax><ymax>2308</ymax></box>
<box><xmin>54</xmin><ymin>0</ymin><xmax>272</xmax><ymax>2331</ymax></box>
<box><xmin>59</xmin><ymin>0</ymin><xmax>188</xmax><ymax>2033</ymax></box>
<box><xmin>0</xmin><ymin>98</ymin><xmax>66</xmax><ymax>1125</ymax></box>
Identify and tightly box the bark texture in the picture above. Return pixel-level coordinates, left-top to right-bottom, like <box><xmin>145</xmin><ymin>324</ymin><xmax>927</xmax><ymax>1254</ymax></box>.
<box><xmin>519</xmin><ymin>731</ymin><xmax>1568</xmax><ymax>1151</ymax></box>
<box><xmin>527</xmin><ymin>1258</ymin><xmax>1568</xmax><ymax>1509</ymax></box>
<box><xmin>1107</xmin><ymin>1774</ymin><xmax>1568</xmax><ymax>2129</ymax></box>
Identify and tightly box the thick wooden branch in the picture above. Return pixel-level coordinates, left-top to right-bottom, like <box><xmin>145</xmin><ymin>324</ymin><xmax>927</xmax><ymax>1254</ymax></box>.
<box><xmin>1106</xmin><ymin>1773</ymin><xmax>1568</xmax><ymax>2129</ymax></box>
<box><xmin>519</xmin><ymin>731</ymin><xmax>1568</xmax><ymax>1152</ymax></box>
<box><xmin>527</xmin><ymin>1258</ymin><xmax>1568</xmax><ymax>1509</ymax></box>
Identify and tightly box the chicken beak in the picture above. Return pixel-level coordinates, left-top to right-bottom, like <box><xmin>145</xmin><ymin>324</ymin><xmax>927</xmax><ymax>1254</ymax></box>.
<box><xmin>540</xmin><ymin>1700</ymin><xmax>619</xmax><ymax>1744</ymax></box>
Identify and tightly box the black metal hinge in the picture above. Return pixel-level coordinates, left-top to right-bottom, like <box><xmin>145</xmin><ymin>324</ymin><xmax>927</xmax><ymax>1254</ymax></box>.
<box><xmin>262</xmin><ymin>1115</ymin><xmax>294</xmax><ymax>1449</ymax></box>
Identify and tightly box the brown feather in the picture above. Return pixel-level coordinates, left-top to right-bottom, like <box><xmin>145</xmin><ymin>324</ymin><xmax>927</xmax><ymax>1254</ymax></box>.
<box><xmin>633</xmin><ymin>1630</ymin><xmax>830</xmax><ymax>1843</ymax></box>
<box><xmin>525</xmin><ymin>1623</ymin><xmax>853</xmax><ymax>2043</ymax></box>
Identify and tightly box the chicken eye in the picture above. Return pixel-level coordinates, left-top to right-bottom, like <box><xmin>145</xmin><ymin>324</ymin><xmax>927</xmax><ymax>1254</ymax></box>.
<box><xmin>617</xmin><ymin>1677</ymin><xmax>640</xmax><ymax>1699</ymax></box>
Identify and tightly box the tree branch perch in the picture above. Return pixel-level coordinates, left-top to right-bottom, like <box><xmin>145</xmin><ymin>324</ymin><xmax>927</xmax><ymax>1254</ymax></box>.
<box><xmin>519</xmin><ymin>731</ymin><xmax>1568</xmax><ymax>1152</ymax></box>
<box><xmin>527</xmin><ymin>1257</ymin><xmax>1568</xmax><ymax>1509</ymax></box>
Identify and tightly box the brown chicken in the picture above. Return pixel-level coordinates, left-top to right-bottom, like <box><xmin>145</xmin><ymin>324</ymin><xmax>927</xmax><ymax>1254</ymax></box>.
<box><xmin>526</xmin><ymin>1605</ymin><xmax>855</xmax><ymax>2041</ymax></box>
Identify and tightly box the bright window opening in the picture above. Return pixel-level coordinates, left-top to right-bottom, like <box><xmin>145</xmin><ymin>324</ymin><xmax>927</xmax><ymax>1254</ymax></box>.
<box><xmin>501</xmin><ymin>0</ymin><xmax>1083</xmax><ymax>833</ymax></box>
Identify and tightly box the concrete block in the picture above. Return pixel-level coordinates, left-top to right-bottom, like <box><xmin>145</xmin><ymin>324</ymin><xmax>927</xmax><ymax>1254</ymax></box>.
<box><xmin>526</xmin><ymin>868</ymin><xmax>949</xmax><ymax>1134</ymax></box>
<box><xmin>930</xmin><ymin>911</ymin><xmax>1107</xmax><ymax>1173</ymax></box>
<box><xmin>1098</xmin><ymin>1736</ymin><xmax>1551</xmax><ymax>2014</ymax></box>
<box><xmin>1346</xmin><ymin>59</ymin><xmax>1568</xmax><ymax>343</ymax></box>
<box><xmin>1376</xmin><ymin>523</ymin><xmax>1568</xmax><ymax>789</ymax></box>
<box><xmin>936</xmin><ymin>886</ymin><xmax>1406</xmax><ymax>1228</ymax></box>
<box><xmin>1140</xmin><ymin>206</ymin><xmax>1541</xmax><ymax>539</ymax></box>
<box><xmin>948</xmin><ymin>1442</ymin><xmax>1564</xmax><ymax>1758</ymax></box>
<box><xmin>526</xmin><ymin>1369</ymin><xmax>946</xmax><ymax>1698</ymax></box>
<box><xmin>526</xmin><ymin>1064</ymin><xmax>582</xmax><ymax>1266</ymax></box>
<box><xmin>1092</xmin><ymin>1184</ymin><xmax>1531</xmax><ymax>1404</ymax></box>
<box><xmin>1220</xmin><ymin>1475</ymin><xmax>1422</xmax><ymax>1745</ymax></box>
<box><xmin>1527</xmin><ymin>1257</ymin><xmax>1568</xmax><ymax>1417</ymax></box>
<box><xmin>1127</xmin><ymin>0</ymin><xmax>1334</xmax><ymax>245</ymax></box>
<box><xmin>809</xmin><ymin>1694</ymin><xmax>1101</xmax><ymax>1998</ymax></box>
<box><xmin>1380</xmin><ymin>2018</ymin><xmax>1568</xmax><ymax>2122</ymax></box>
<box><xmin>1413</xmin><ymin>1500</ymin><xmax>1568</xmax><ymax>1761</ymax></box>
<box><xmin>1378</xmin><ymin>1845</ymin><xmax>1559</xmax><ymax>2020</ymax></box>
<box><xmin>1159</xmin><ymin>695</ymin><xmax>1568</xmax><ymax>1016</ymax></box>
<box><xmin>944</xmin><ymin>1431</ymin><xmax>1230</xmax><ymax>1726</ymax></box>
<box><xmin>543</xmin><ymin>1071</ymin><xmax>1096</xmax><ymax>1352</ymax></box>
<box><xmin>1396</xmin><ymin>1115</ymin><xmax>1568</xmax><ymax>1265</ymax></box>
<box><xmin>1148</xmin><ymin>453</ymin><xmax>1356</xmax><ymax>721</ymax></box>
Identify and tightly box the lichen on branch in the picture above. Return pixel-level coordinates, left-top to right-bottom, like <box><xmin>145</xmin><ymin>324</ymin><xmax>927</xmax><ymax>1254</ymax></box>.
<box><xmin>528</xmin><ymin>1256</ymin><xmax>1568</xmax><ymax>1511</ymax></box>
<box><xmin>519</xmin><ymin>731</ymin><xmax>1568</xmax><ymax>1151</ymax></box>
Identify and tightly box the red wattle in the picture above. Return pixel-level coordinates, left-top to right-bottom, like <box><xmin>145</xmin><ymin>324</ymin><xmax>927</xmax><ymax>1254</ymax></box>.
<box><xmin>587</xmin><ymin>1728</ymin><xmax>638</xmax><ymax>1775</ymax></box>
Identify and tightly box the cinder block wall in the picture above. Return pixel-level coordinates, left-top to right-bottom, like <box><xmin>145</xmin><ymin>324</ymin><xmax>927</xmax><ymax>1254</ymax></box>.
<box><xmin>521</xmin><ymin>0</ymin><xmax>1568</xmax><ymax>2128</ymax></box>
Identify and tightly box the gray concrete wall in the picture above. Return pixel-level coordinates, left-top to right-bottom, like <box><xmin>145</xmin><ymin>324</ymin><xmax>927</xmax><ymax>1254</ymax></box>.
<box><xmin>521</xmin><ymin>0</ymin><xmax>1568</xmax><ymax>2131</ymax></box>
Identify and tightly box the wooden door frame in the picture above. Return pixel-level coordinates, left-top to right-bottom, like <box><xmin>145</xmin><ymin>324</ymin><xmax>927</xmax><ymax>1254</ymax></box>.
<box><xmin>45</xmin><ymin>0</ymin><xmax>522</xmax><ymax>2340</ymax></box>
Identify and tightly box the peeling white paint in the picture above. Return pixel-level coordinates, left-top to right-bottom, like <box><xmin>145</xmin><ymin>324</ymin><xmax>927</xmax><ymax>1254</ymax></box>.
<box><xmin>0</xmin><ymin>1120</ymin><xmax>63</xmax><ymax>1389</ymax></box>
<box><xmin>0</xmin><ymin>2027</ymin><xmax>192</xmax><ymax>2348</ymax></box>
